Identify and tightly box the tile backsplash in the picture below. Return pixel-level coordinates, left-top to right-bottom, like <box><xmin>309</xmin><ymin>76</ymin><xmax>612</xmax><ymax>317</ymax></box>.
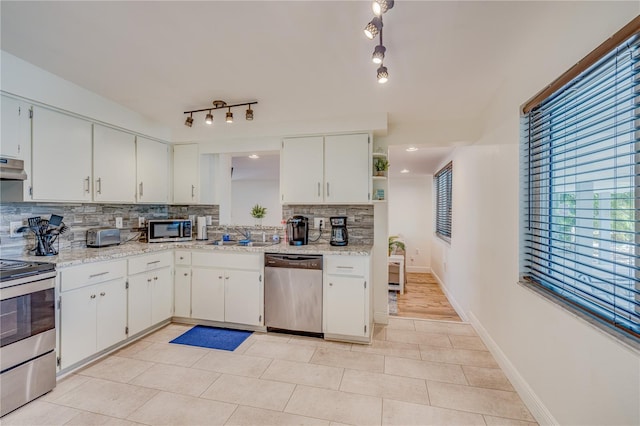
<box><xmin>0</xmin><ymin>203</ymin><xmax>219</xmax><ymax>256</ymax></box>
<box><xmin>282</xmin><ymin>205</ymin><xmax>373</xmax><ymax>245</ymax></box>
<box><xmin>0</xmin><ymin>202</ymin><xmax>374</xmax><ymax>256</ymax></box>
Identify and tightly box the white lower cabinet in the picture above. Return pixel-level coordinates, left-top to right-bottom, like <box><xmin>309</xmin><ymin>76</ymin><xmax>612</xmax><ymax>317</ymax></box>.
<box><xmin>174</xmin><ymin>266</ymin><xmax>192</xmax><ymax>317</ymax></box>
<box><xmin>191</xmin><ymin>267</ymin><xmax>225</xmax><ymax>322</ymax></box>
<box><xmin>224</xmin><ymin>270</ymin><xmax>262</xmax><ymax>326</ymax></box>
<box><xmin>59</xmin><ymin>261</ymin><xmax>127</xmax><ymax>370</ymax></box>
<box><xmin>127</xmin><ymin>253</ymin><xmax>173</xmax><ymax>336</ymax></box>
<box><xmin>189</xmin><ymin>251</ymin><xmax>263</xmax><ymax>326</ymax></box>
<box><xmin>323</xmin><ymin>255</ymin><xmax>371</xmax><ymax>341</ymax></box>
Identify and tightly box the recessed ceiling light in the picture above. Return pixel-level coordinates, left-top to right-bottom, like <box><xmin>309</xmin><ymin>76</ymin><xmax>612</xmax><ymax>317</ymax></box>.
<box><xmin>248</xmin><ymin>154</ymin><xmax>259</xmax><ymax>159</ymax></box>
<box><xmin>406</xmin><ymin>147</ymin><xmax>418</xmax><ymax>152</ymax></box>
<box><xmin>400</xmin><ymin>168</ymin><xmax>410</xmax><ymax>174</ymax></box>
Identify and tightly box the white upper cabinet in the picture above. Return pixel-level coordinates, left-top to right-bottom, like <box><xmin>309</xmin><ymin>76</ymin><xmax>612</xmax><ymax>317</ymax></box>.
<box><xmin>324</xmin><ymin>134</ymin><xmax>370</xmax><ymax>203</ymax></box>
<box><xmin>173</xmin><ymin>144</ymin><xmax>199</xmax><ymax>204</ymax></box>
<box><xmin>1</xmin><ymin>95</ymin><xmax>30</xmax><ymax>159</ymax></box>
<box><xmin>93</xmin><ymin>125</ymin><xmax>136</xmax><ymax>203</ymax></box>
<box><xmin>136</xmin><ymin>137</ymin><xmax>169</xmax><ymax>203</ymax></box>
<box><xmin>31</xmin><ymin>107</ymin><xmax>92</xmax><ymax>202</ymax></box>
<box><xmin>280</xmin><ymin>134</ymin><xmax>370</xmax><ymax>204</ymax></box>
<box><xmin>281</xmin><ymin>136</ymin><xmax>324</xmax><ymax>204</ymax></box>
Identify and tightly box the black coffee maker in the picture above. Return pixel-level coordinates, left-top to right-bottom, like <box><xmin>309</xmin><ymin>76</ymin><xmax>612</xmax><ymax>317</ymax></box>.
<box><xmin>330</xmin><ymin>216</ymin><xmax>348</xmax><ymax>246</ymax></box>
<box><xmin>287</xmin><ymin>215</ymin><xmax>309</xmax><ymax>245</ymax></box>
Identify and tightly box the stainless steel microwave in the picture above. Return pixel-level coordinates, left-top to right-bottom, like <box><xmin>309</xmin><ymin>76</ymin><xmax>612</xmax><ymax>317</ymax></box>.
<box><xmin>147</xmin><ymin>219</ymin><xmax>192</xmax><ymax>243</ymax></box>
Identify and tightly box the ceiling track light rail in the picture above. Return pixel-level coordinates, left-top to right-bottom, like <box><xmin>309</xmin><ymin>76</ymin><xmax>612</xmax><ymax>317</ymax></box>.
<box><xmin>183</xmin><ymin>100</ymin><xmax>257</xmax><ymax>126</ymax></box>
<box><xmin>364</xmin><ymin>0</ymin><xmax>394</xmax><ymax>84</ymax></box>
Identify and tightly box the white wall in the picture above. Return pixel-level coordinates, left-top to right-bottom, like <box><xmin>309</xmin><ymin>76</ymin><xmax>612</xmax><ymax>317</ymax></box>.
<box><xmin>1</xmin><ymin>51</ymin><xmax>170</xmax><ymax>141</ymax></box>
<box><xmin>231</xmin><ymin>179</ymin><xmax>282</xmax><ymax>227</ymax></box>
<box><xmin>430</xmin><ymin>6</ymin><xmax>640</xmax><ymax>425</ymax></box>
<box><xmin>388</xmin><ymin>175</ymin><xmax>432</xmax><ymax>271</ymax></box>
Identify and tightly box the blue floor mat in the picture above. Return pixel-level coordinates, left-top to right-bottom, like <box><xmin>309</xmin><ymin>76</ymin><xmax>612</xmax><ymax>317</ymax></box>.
<box><xmin>170</xmin><ymin>325</ymin><xmax>252</xmax><ymax>351</ymax></box>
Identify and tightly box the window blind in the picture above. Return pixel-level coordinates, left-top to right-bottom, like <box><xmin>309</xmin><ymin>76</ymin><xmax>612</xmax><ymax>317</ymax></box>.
<box><xmin>521</xmin><ymin>32</ymin><xmax>639</xmax><ymax>338</ymax></box>
<box><xmin>435</xmin><ymin>162</ymin><xmax>453</xmax><ymax>240</ymax></box>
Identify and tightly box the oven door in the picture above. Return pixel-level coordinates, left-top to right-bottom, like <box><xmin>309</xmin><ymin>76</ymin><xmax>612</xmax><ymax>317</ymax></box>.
<box><xmin>0</xmin><ymin>276</ymin><xmax>55</xmax><ymax>372</ymax></box>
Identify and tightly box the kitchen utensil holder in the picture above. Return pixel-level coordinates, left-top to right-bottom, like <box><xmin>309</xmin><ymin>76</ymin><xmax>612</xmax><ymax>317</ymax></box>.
<box><xmin>34</xmin><ymin>234</ymin><xmax>59</xmax><ymax>256</ymax></box>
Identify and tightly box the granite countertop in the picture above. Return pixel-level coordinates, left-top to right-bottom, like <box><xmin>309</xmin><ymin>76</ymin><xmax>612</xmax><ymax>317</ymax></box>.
<box><xmin>7</xmin><ymin>240</ymin><xmax>372</xmax><ymax>268</ymax></box>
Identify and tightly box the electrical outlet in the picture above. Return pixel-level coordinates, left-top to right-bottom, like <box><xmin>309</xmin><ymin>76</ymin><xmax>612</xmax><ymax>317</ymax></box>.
<box><xmin>115</xmin><ymin>217</ymin><xmax>123</xmax><ymax>229</ymax></box>
<box><xmin>138</xmin><ymin>217</ymin><xmax>145</xmax><ymax>228</ymax></box>
<box><xmin>9</xmin><ymin>221</ymin><xmax>22</xmax><ymax>238</ymax></box>
<box><xmin>206</xmin><ymin>215</ymin><xmax>212</xmax><ymax>226</ymax></box>
<box><xmin>313</xmin><ymin>217</ymin><xmax>326</xmax><ymax>229</ymax></box>
<box><xmin>415</xmin><ymin>248</ymin><xmax>420</xmax><ymax>255</ymax></box>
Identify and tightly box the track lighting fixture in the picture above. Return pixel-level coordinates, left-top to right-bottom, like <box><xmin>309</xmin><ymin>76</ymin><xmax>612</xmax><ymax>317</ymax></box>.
<box><xmin>364</xmin><ymin>16</ymin><xmax>382</xmax><ymax>40</ymax></box>
<box><xmin>183</xmin><ymin>99</ymin><xmax>257</xmax><ymax>127</ymax></box>
<box><xmin>372</xmin><ymin>44</ymin><xmax>386</xmax><ymax>64</ymax></box>
<box><xmin>364</xmin><ymin>2</ymin><xmax>393</xmax><ymax>83</ymax></box>
<box><xmin>377</xmin><ymin>65</ymin><xmax>388</xmax><ymax>84</ymax></box>
<box><xmin>372</xmin><ymin>0</ymin><xmax>394</xmax><ymax>16</ymax></box>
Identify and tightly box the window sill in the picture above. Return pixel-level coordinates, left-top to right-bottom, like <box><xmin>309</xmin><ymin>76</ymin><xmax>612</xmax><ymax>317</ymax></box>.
<box><xmin>518</xmin><ymin>279</ymin><xmax>640</xmax><ymax>354</ymax></box>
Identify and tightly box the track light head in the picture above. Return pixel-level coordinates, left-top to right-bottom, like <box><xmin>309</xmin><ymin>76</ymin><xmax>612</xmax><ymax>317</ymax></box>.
<box><xmin>185</xmin><ymin>114</ymin><xmax>194</xmax><ymax>127</ymax></box>
<box><xmin>372</xmin><ymin>0</ymin><xmax>394</xmax><ymax>16</ymax></box>
<box><xmin>364</xmin><ymin>16</ymin><xmax>382</xmax><ymax>40</ymax></box>
<box><xmin>205</xmin><ymin>111</ymin><xmax>213</xmax><ymax>125</ymax></box>
<box><xmin>246</xmin><ymin>106</ymin><xmax>254</xmax><ymax>121</ymax></box>
<box><xmin>226</xmin><ymin>108</ymin><xmax>233</xmax><ymax>123</ymax></box>
<box><xmin>377</xmin><ymin>65</ymin><xmax>388</xmax><ymax>84</ymax></box>
<box><xmin>372</xmin><ymin>44</ymin><xmax>386</xmax><ymax>64</ymax></box>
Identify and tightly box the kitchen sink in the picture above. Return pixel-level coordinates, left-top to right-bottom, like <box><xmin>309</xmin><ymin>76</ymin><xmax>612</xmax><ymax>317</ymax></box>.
<box><xmin>213</xmin><ymin>241</ymin><xmax>278</xmax><ymax>247</ymax></box>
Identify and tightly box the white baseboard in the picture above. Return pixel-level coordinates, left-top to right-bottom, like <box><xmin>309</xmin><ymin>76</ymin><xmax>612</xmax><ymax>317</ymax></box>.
<box><xmin>430</xmin><ymin>270</ymin><xmax>468</xmax><ymax>322</ymax></box>
<box><xmin>406</xmin><ymin>266</ymin><xmax>431</xmax><ymax>273</ymax></box>
<box><xmin>468</xmin><ymin>312</ymin><xmax>557</xmax><ymax>426</ymax></box>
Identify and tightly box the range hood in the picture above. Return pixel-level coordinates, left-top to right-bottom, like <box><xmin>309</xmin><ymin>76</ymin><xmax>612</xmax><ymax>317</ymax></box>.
<box><xmin>0</xmin><ymin>158</ymin><xmax>27</xmax><ymax>180</ymax></box>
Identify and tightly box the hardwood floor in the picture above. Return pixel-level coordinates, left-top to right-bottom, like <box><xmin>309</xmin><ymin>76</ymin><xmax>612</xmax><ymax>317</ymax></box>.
<box><xmin>393</xmin><ymin>272</ymin><xmax>462</xmax><ymax>321</ymax></box>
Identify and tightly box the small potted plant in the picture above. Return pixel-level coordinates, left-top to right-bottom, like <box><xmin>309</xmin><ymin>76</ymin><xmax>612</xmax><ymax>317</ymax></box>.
<box><xmin>250</xmin><ymin>204</ymin><xmax>267</xmax><ymax>226</ymax></box>
<box><xmin>374</xmin><ymin>157</ymin><xmax>390</xmax><ymax>176</ymax></box>
<box><xmin>388</xmin><ymin>235</ymin><xmax>405</xmax><ymax>255</ymax></box>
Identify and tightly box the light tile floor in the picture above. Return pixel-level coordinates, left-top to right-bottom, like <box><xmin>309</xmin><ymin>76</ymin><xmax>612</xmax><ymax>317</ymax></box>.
<box><xmin>3</xmin><ymin>318</ymin><xmax>538</xmax><ymax>425</ymax></box>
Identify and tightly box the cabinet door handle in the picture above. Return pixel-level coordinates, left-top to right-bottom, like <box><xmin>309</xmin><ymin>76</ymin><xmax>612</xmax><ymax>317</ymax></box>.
<box><xmin>90</xmin><ymin>294</ymin><xmax>96</xmax><ymax>299</ymax></box>
<box><xmin>89</xmin><ymin>272</ymin><xmax>109</xmax><ymax>278</ymax></box>
<box><xmin>96</xmin><ymin>177</ymin><xmax>102</xmax><ymax>194</ymax></box>
<box><xmin>218</xmin><ymin>275</ymin><xmax>223</xmax><ymax>279</ymax></box>
<box><xmin>154</xmin><ymin>276</ymin><xmax>158</xmax><ymax>281</ymax></box>
<box><xmin>326</xmin><ymin>182</ymin><xmax>330</xmax><ymax>197</ymax></box>
<box><xmin>84</xmin><ymin>176</ymin><xmax>90</xmax><ymax>193</ymax></box>
<box><xmin>183</xmin><ymin>273</ymin><xmax>188</xmax><ymax>276</ymax></box>
<box><xmin>179</xmin><ymin>256</ymin><xmax>184</xmax><ymax>260</ymax></box>
<box><xmin>317</xmin><ymin>182</ymin><xmax>321</xmax><ymax>197</ymax></box>
<box><xmin>147</xmin><ymin>260</ymin><xmax>160</xmax><ymax>265</ymax></box>
<box><xmin>191</xmin><ymin>185</ymin><xmax>195</xmax><ymax>198</ymax></box>
<box><xmin>147</xmin><ymin>278</ymin><xmax>152</xmax><ymax>283</ymax></box>
<box><xmin>139</xmin><ymin>182</ymin><xmax>144</xmax><ymax>197</ymax></box>
<box><xmin>336</xmin><ymin>266</ymin><xmax>354</xmax><ymax>270</ymax></box>
<box><xmin>329</xmin><ymin>282</ymin><xmax>333</xmax><ymax>286</ymax></box>
<box><xmin>100</xmin><ymin>292</ymin><xmax>106</xmax><ymax>296</ymax></box>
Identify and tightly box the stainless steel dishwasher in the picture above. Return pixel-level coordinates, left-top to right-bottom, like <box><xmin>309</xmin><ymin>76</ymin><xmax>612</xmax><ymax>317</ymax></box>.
<box><xmin>264</xmin><ymin>253</ymin><xmax>323</xmax><ymax>336</ymax></box>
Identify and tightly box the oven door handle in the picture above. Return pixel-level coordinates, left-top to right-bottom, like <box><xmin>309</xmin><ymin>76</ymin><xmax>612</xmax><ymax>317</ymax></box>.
<box><xmin>0</xmin><ymin>276</ymin><xmax>55</xmax><ymax>301</ymax></box>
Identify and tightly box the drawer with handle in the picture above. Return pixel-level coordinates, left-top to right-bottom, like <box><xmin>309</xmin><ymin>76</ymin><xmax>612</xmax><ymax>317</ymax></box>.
<box><xmin>128</xmin><ymin>251</ymin><xmax>172</xmax><ymax>275</ymax></box>
<box><xmin>325</xmin><ymin>255</ymin><xmax>366</xmax><ymax>277</ymax></box>
<box><xmin>60</xmin><ymin>259</ymin><xmax>127</xmax><ymax>292</ymax></box>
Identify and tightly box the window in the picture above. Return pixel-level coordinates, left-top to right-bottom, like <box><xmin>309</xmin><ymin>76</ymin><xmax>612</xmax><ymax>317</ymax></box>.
<box><xmin>521</xmin><ymin>28</ymin><xmax>639</xmax><ymax>340</ymax></box>
<box><xmin>435</xmin><ymin>162</ymin><xmax>453</xmax><ymax>240</ymax></box>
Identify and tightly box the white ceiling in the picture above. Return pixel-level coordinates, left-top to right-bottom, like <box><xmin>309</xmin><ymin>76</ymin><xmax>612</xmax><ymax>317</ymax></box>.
<box><xmin>0</xmin><ymin>1</ymin><xmax>629</xmax><ymax>173</ymax></box>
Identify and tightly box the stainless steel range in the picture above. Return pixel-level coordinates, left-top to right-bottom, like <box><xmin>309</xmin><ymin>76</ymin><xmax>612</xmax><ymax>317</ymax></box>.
<box><xmin>0</xmin><ymin>259</ymin><xmax>56</xmax><ymax>417</ymax></box>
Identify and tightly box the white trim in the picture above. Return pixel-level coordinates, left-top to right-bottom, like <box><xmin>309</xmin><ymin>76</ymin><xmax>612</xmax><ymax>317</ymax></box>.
<box><xmin>406</xmin><ymin>266</ymin><xmax>431</xmax><ymax>273</ymax></box>
<box><xmin>374</xmin><ymin>311</ymin><xmax>389</xmax><ymax>324</ymax></box>
<box><xmin>468</xmin><ymin>311</ymin><xmax>558</xmax><ymax>426</ymax></box>
<box><xmin>431</xmin><ymin>269</ymin><xmax>468</xmax><ymax>322</ymax></box>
